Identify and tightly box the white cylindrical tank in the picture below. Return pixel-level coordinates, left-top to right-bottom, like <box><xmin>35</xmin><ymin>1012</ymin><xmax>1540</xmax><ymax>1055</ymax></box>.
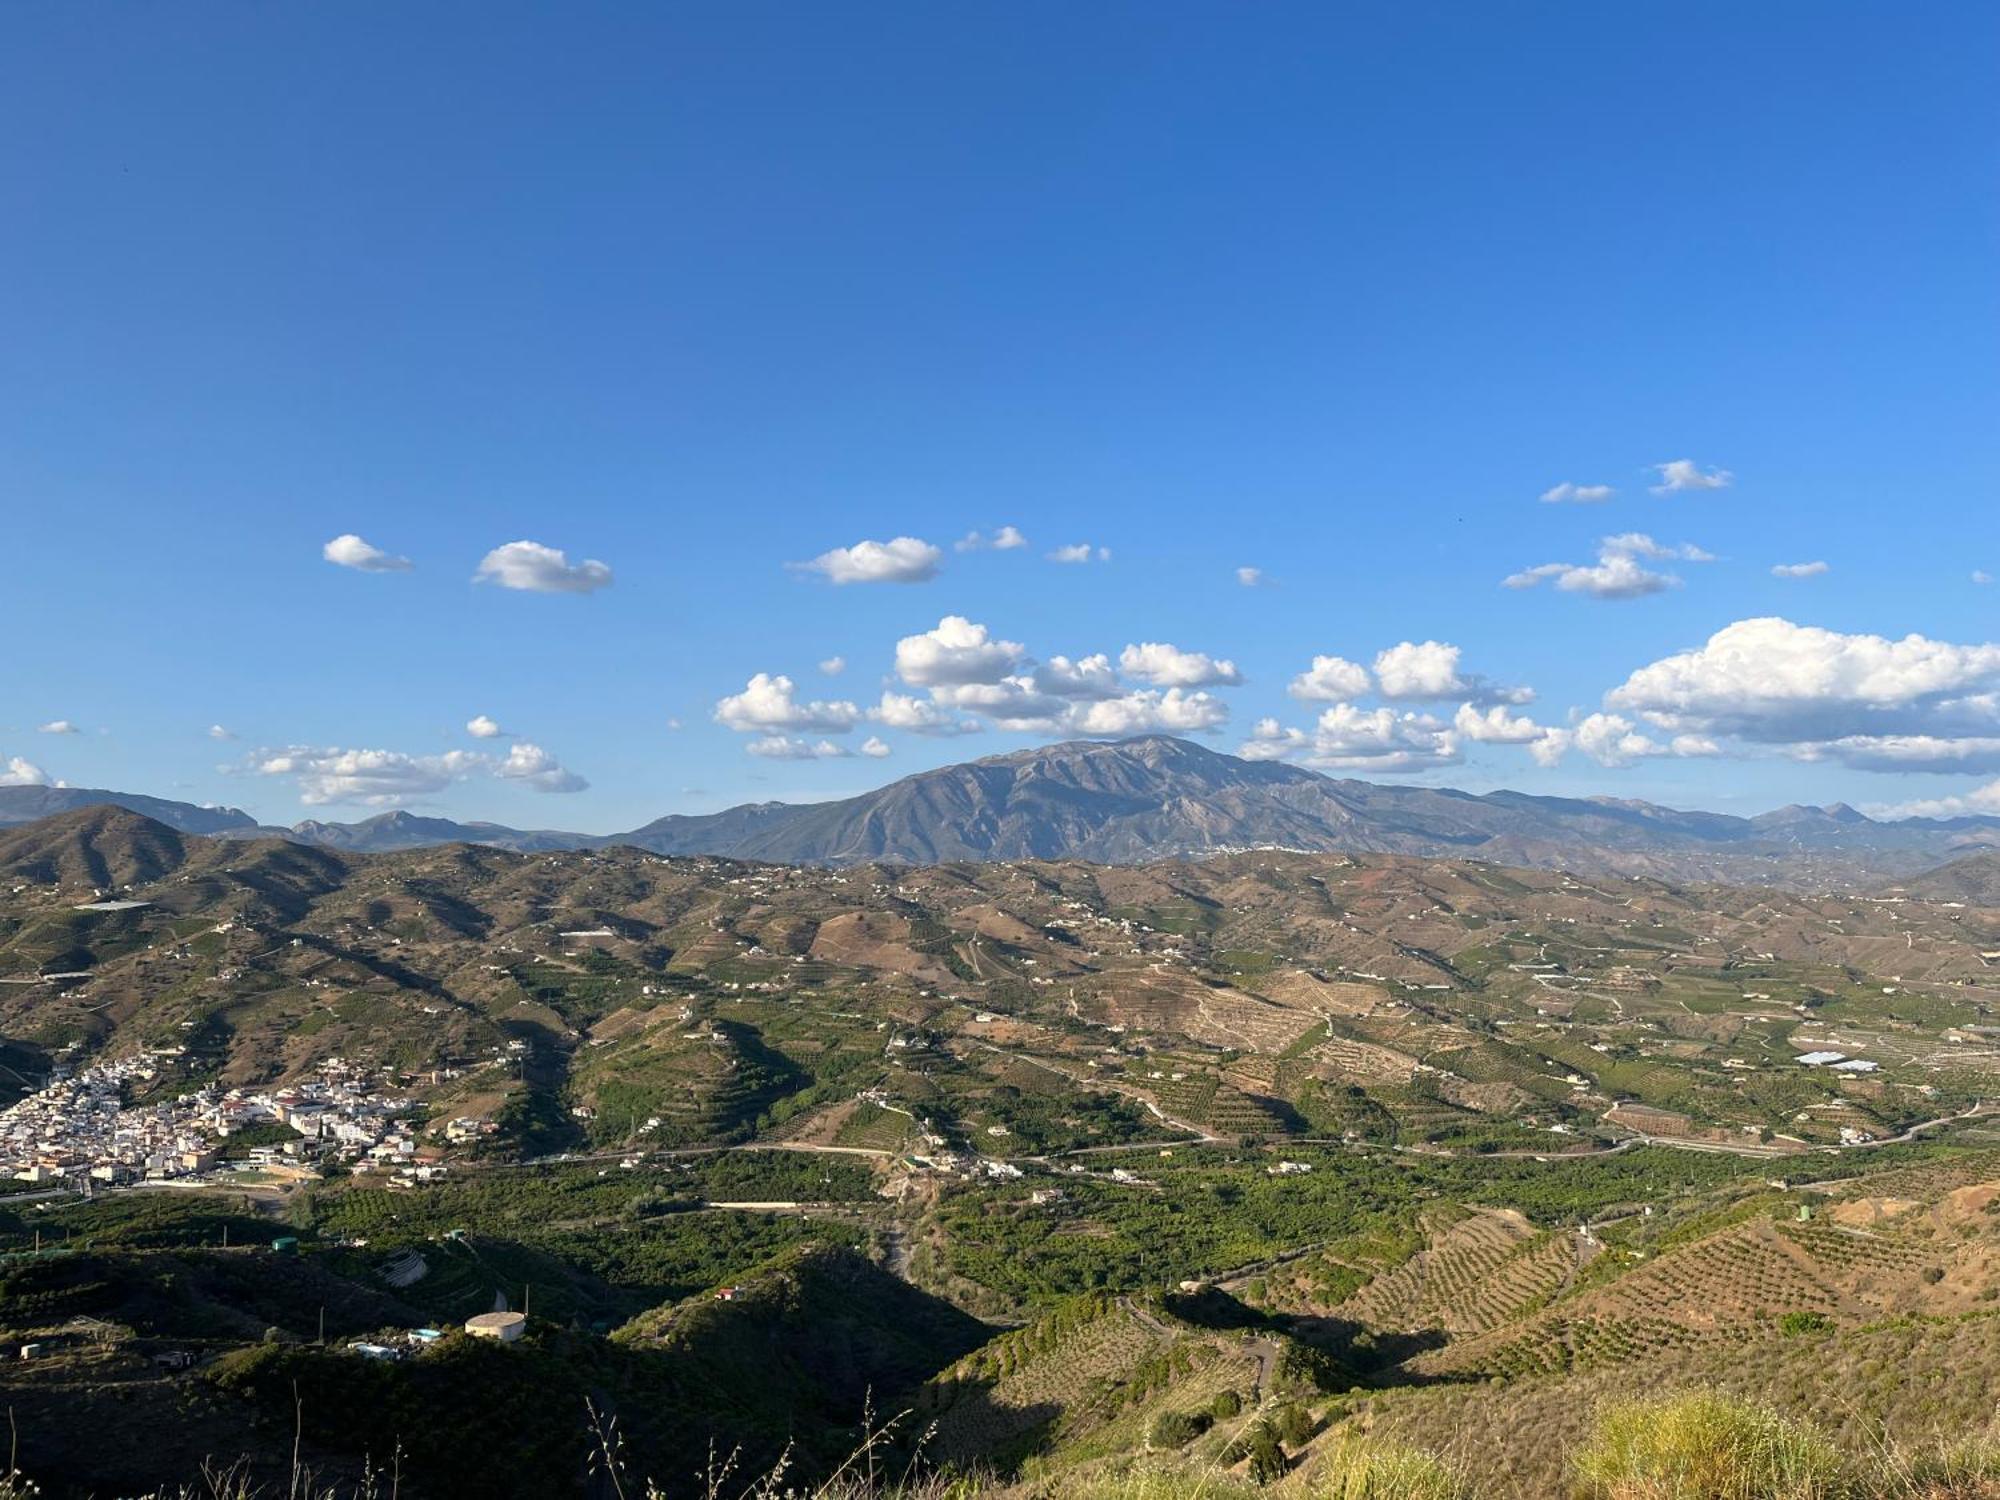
<box><xmin>463</xmin><ymin>1312</ymin><xmax>527</xmax><ymax>1343</ymax></box>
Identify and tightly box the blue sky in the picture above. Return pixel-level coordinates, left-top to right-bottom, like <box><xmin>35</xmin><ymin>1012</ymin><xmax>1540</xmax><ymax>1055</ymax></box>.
<box><xmin>3</xmin><ymin>3</ymin><xmax>1996</xmax><ymax>831</ymax></box>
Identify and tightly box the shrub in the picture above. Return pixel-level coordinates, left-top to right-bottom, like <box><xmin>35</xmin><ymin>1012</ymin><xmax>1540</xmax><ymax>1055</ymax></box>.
<box><xmin>1573</xmin><ymin>1392</ymin><xmax>1850</xmax><ymax>1500</ymax></box>
<box><xmin>1883</xmin><ymin>1434</ymin><xmax>2000</xmax><ymax>1498</ymax></box>
<box><xmin>1211</xmin><ymin>1390</ymin><xmax>1243</xmax><ymax>1419</ymax></box>
<box><xmin>1307</xmin><ymin>1433</ymin><xmax>1470</xmax><ymax>1500</ymax></box>
<box><xmin>1779</xmin><ymin>1311</ymin><xmax>1835</xmax><ymax>1337</ymax></box>
<box><xmin>1150</xmin><ymin>1410</ymin><xmax>1209</xmax><ymax>1449</ymax></box>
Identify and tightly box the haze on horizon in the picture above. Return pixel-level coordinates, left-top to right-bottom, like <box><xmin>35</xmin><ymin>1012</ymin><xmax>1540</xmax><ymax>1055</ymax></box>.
<box><xmin>4</xmin><ymin>4</ymin><xmax>1995</xmax><ymax>832</ymax></box>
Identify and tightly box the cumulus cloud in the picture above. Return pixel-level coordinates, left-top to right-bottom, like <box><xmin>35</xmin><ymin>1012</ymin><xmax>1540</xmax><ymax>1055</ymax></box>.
<box><xmin>1452</xmin><ymin>703</ymin><xmax>1549</xmax><ymax>745</ymax></box>
<box><xmin>207</xmin><ymin>725</ymin><xmax>237</xmax><ymax>741</ymax></box>
<box><xmin>1572</xmin><ymin>618</ymin><xmax>2000</xmax><ymax>774</ymax></box>
<box><xmin>1530</xmin><ymin>713</ymin><xmax>1717</xmax><ymax>769</ymax></box>
<box><xmin>867</xmin><ymin>617</ymin><xmax>1243</xmax><ymax>742</ymax></box>
<box><xmin>746</xmin><ymin>735</ymin><xmax>851</xmax><ymax>760</ymax></box>
<box><xmin>894</xmin><ymin>617</ymin><xmax>1026</xmax><ymax>687</ymax></box>
<box><xmin>1236</xmin><ymin>566</ymin><xmax>1267</xmax><ymax>587</ymax></box>
<box><xmin>1289</xmin><ymin>655</ymin><xmax>1372</xmax><ymax>702</ymax></box>
<box><xmin>496</xmin><ymin>741</ymin><xmax>588</xmax><ymax>792</ymax></box>
<box><xmin>1651</xmin><ymin>459</ymin><xmax>1733</xmax><ymax>494</ymax></box>
<box><xmin>1241</xmin><ymin>705</ymin><xmax>1459</xmax><ymax>774</ymax></box>
<box><xmin>251</xmin><ymin>746</ymin><xmax>486</xmax><ymax>806</ymax></box>
<box><xmin>956</xmin><ymin>526</ymin><xmax>1028</xmax><ymax>552</ymax></box>
<box><xmin>1539</xmin><ymin>482</ymin><xmax>1615</xmax><ymax>504</ymax></box>
<box><xmin>871</xmin><ymin>692</ymin><xmax>982</xmax><ymax>736</ymax></box>
<box><xmin>1771</xmin><ymin>561</ymin><xmax>1829</xmax><ymax>579</ymax></box>
<box><xmin>1974</xmin><ymin>570</ymin><xmax>1993</xmax><ymax>586</ymax></box>
<box><xmin>1869</xmin><ymin>779</ymin><xmax>2000</xmax><ymax>820</ymax></box>
<box><xmin>466</xmin><ymin>715</ymin><xmax>505</xmax><ymax>739</ymax></box>
<box><xmin>1373</xmin><ymin>641</ymin><xmax>1533</xmax><ymax>705</ymax></box>
<box><xmin>818</xmin><ymin>656</ymin><xmax>847</xmax><ymax>676</ymax></box>
<box><xmin>1118</xmin><ymin>642</ymin><xmax>1243</xmax><ymax>688</ymax></box>
<box><xmin>1798</xmin><ymin>735</ymin><xmax>2000</xmax><ymax>776</ymax></box>
<box><xmin>1032</xmin><ymin>654</ymin><xmax>1122</xmax><ymax>700</ymax></box>
<box><xmin>0</xmin><ymin>756</ymin><xmax>49</xmax><ymax>787</ymax></box>
<box><xmin>474</xmin><ymin>540</ymin><xmax>613</xmax><ymax>594</ymax></box>
<box><xmin>714</xmin><ymin>673</ymin><xmax>861</xmax><ymax>734</ymax></box>
<box><xmin>37</xmin><ymin>720</ymin><xmax>78</xmax><ymax>735</ymax></box>
<box><xmin>1505</xmin><ymin>533</ymin><xmax>1711</xmax><ymax>599</ymax></box>
<box><xmin>1606</xmin><ymin>618</ymin><xmax>2000</xmax><ymax>747</ymax></box>
<box><xmin>860</xmin><ymin>736</ymin><xmax>892</xmax><ymax>758</ymax></box>
<box><xmin>797</xmin><ymin>536</ymin><xmax>942</xmax><ymax>585</ymax></box>
<box><xmin>323</xmin><ymin>534</ymin><xmax>411</xmax><ymax>573</ymax></box>
<box><xmin>249</xmin><ymin>739</ymin><xmax>587</xmax><ymax>804</ymax></box>
<box><xmin>1048</xmin><ymin>543</ymin><xmax>1110</xmax><ymax>564</ymax></box>
<box><xmin>1066</xmin><ymin>687</ymin><xmax>1228</xmax><ymax>736</ymax></box>
<box><xmin>930</xmin><ymin>678</ymin><xmax>1073</xmax><ymax>732</ymax></box>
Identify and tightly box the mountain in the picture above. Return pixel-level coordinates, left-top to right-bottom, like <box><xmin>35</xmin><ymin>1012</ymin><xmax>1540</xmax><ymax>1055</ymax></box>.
<box><xmin>284</xmin><ymin>809</ymin><xmax>591</xmax><ymax>854</ymax></box>
<box><xmin>0</xmin><ymin>805</ymin><xmax>194</xmax><ymax>890</ymax></box>
<box><xmin>13</xmin><ymin>737</ymin><xmax>2000</xmax><ymax>886</ymax></box>
<box><xmin>614</xmin><ymin>735</ymin><xmax>2000</xmax><ymax>886</ymax></box>
<box><xmin>1897</xmin><ymin>849</ymin><xmax>2000</xmax><ymax>905</ymax></box>
<box><xmin>0</xmin><ymin>784</ymin><xmax>261</xmax><ymax>836</ymax></box>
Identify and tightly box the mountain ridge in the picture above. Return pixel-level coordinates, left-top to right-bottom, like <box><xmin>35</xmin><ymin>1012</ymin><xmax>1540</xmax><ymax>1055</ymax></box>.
<box><xmin>7</xmin><ymin>736</ymin><xmax>2000</xmax><ymax>887</ymax></box>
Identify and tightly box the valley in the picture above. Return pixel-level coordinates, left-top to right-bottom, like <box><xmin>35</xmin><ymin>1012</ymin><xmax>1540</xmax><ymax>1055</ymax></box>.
<box><xmin>4</xmin><ymin>804</ymin><xmax>2000</xmax><ymax>1495</ymax></box>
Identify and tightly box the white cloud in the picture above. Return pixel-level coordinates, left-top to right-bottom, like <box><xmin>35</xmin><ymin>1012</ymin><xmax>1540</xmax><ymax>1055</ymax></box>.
<box><xmin>1032</xmin><ymin>654</ymin><xmax>1122</xmax><ymax>700</ymax></box>
<box><xmin>0</xmin><ymin>756</ymin><xmax>49</xmax><ymax>787</ymax></box>
<box><xmin>323</xmin><ymin>534</ymin><xmax>411</xmax><ymax>573</ymax></box>
<box><xmin>1244</xmin><ymin>704</ymin><xmax>1459</xmax><ymax>773</ymax></box>
<box><xmin>797</xmin><ymin>536</ymin><xmax>942</xmax><ymax>585</ymax></box>
<box><xmin>251</xmin><ymin>740</ymin><xmax>589</xmax><ymax>801</ymax></box>
<box><xmin>1452</xmin><ymin>703</ymin><xmax>1549</xmax><ymax>745</ymax></box>
<box><xmin>1974</xmin><ymin>570</ymin><xmax>1993</xmax><ymax>586</ymax></box>
<box><xmin>1651</xmin><ymin>459</ymin><xmax>1733</xmax><ymax>494</ymax></box>
<box><xmin>1373</xmin><ymin>641</ymin><xmax>1533</xmax><ymax>705</ymax></box>
<box><xmin>871</xmin><ymin>692</ymin><xmax>982</xmax><ymax>736</ymax></box>
<box><xmin>1119</xmin><ymin>642</ymin><xmax>1243</xmax><ymax>688</ymax></box>
<box><xmin>1048</xmin><ymin>543</ymin><xmax>1110</xmax><ymax>564</ymax></box>
<box><xmin>252</xmin><ymin>746</ymin><xmax>486</xmax><ymax>806</ymax></box>
<box><xmin>1606</xmin><ymin>618</ymin><xmax>2000</xmax><ymax>747</ymax></box>
<box><xmin>473</xmin><ymin>540</ymin><xmax>613</xmax><ymax>594</ymax></box>
<box><xmin>818</xmin><ymin>656</ymin><xmax>847</xmax><ymax>677</ymax></box>
<box><xmin>466</xmin><ymin>715</ymin><xmax>505</xmax><ymax>739</ymax></box>
<box><xmin>1771</xmin><ymin>561</ymin><xmax>1829</xmax><ymax>579</ymax></box>
<box><xmin>36</xmin><ymin>720</ymin><xmax>79</xmax><ymax>735</ymax></box>
<box><xmin>1530</xmin><ymin>713</ymin><xmax>1718</xmax><ymax>769</ymax></box>
<box><xmin>746</xmin><ymin>735</ymin><xmax>851</xmax><ymax>760</ymax></box>
<box><xmin>894</xmin><ymin>616</ymin><xmax>1026</xmax><ymax>687</ymax></box>
<box><xmin>1289</xmin><ymin>655</ymin><xmax>1372</xmax><ymax>702</ymax></box>
<box><xmin>1869</xmin><ymin>780</ymin><xmax>2000</xmax><ymax>820</ymax></box>
<box><xmin>930</xmin><ymin>677</ymin><xmax>1072</xmax><ymax>733</ymax></box>
<box><xmin>957</xmin><ymin>526</ymin><xmax>1028</xmax><ymax>552</ymax></box>
<box><xmin>1539</xmin><ymin>482</ymin><xmax>1615</xmax><ymax>504</ymax></box>
<box><xmin>860</xmin><ymin>736</ymin><xmax>892</xmax><ymax>758</ymax></box>
<box><xmin>207</xmin><ymin>725</ymin><xmax>237</xmax><ymax>741</ymax></box>
<box><xmin>495</xmin><ymin>741</ymin><xmax>588</xmax><ymax>793</ymax></box>
<box><xmin>1236</xmin><ymin>566</ymin><xmax>1266</xmax><ymax>587</ymax></box>
<box><xmin>714</xmin><ymin>673</ymin><xmax>861</xmax><ymax>734</ymax></box>
<box><xmin>1505</xmin><ymin>533</ymin><xmax>1711</xmax><ymax>599</ymax></box>
<box><xmin>1067</xmin><ymin>687</ymin><xmax>1228</xmax><ymax>736</ymax></box>
<box><xmin>1799</xmin><ymin>735</ymin><xmax>2000</xmax><ymax>775</ymax></box>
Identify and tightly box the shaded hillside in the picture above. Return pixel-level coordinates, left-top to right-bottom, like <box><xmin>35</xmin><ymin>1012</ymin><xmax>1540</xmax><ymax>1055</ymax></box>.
<box><xmin>0</xmin><ymin>806</ymin><xmax>193</xmax><ymax>890</ymax></box>
<box><xmin>1898</xmin><ymin>849</ymin><xmax>2000</xmax><ymax>906</ymax></box>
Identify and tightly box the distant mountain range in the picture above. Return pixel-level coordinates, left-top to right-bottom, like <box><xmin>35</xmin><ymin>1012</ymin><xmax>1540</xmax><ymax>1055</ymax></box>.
<box><xmin>6</xmin><ymin>735</ymin><xmax>2000</xmax><ymax>886</ymax></box>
